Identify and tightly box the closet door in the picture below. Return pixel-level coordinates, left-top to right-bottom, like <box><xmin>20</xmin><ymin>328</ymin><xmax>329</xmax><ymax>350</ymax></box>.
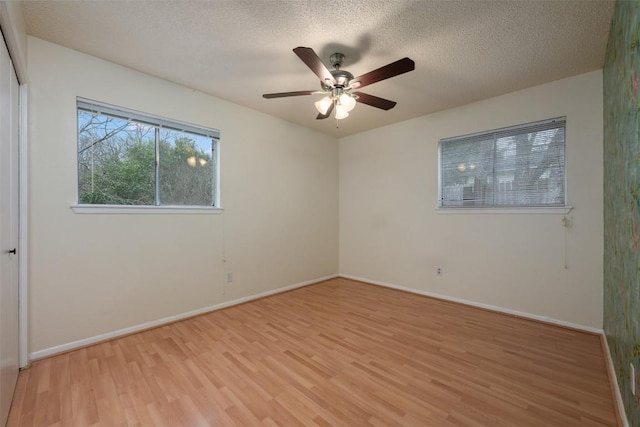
<box><xmin>0</xmin><ymin>30</ymin><xmax>20</xmax><ymax>426</ymax></box>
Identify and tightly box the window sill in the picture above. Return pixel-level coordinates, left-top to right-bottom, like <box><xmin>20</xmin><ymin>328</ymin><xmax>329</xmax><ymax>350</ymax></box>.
<box><xmin>436</xmin><ymin>206</ymin><xmax>573</xmax><ymax>215</ymax></box>
<box><xmin>71</xmin><ymin>204</ymin><xmax>223</xmax><ymax>215</ymax></box>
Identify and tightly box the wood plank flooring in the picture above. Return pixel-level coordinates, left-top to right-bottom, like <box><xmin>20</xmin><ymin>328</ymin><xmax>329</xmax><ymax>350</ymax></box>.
<box><xmin>7</xmin><ymin>278</ymin><xmax>618</xmax><ymax>426</ymax></box>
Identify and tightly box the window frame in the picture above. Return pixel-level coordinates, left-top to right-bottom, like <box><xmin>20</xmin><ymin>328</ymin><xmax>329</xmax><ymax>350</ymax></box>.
<box><xmin>73</xmin><ymin>98</ymin><xmax>222</xmax><ymax>214</ymax></box>
<box><xmin>437</xmin><ymin>117</ymin><xmax>569</xmax><ymax>212</ymax></box>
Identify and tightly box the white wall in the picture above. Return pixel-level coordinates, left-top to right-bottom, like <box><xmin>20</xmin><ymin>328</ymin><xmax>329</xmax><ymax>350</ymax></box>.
<box><xmin>339</xmin><ymin>71</ymin><xmax>604</xmax><ymax>328</ymax></box>
<box><xmin>27</xmin><ymin>32</ymin><xmax>603</xmax><ymax>355</ymax></box>
<box><xmin>27</xmin><ymin>37</ymin><xmax>339</xmax><ymax>354</ymax></box>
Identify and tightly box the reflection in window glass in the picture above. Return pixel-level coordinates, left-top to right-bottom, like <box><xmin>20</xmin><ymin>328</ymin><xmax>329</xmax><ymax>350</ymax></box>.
<box><xmin>159</xmin><ymin>130</ymin><xmax>214</xmax><ymax>206</ymax></box>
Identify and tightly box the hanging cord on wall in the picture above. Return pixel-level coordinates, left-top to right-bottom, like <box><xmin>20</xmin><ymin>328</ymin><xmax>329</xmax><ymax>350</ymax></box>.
<box><xmin>561</xmin><ymin>207</ymin><xmax>574</xmax><ymax>269</ymax></box>
<box><xmin>221</xmin><ymin>210</ymin><xmax>227</xmax><ymax>296</ymax></box>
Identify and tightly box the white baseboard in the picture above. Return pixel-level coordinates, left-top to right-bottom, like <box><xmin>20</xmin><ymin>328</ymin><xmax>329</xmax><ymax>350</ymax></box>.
<box><xmin>601</xmin><ymin>333</ymin><xmax>629</xmax><ymax>427</ymax></box>
<box><xmin>338</xmin><ymin>274</ymin><xmax>603</xmax><ymax>334</ymax></box>
<box><xmin>29</xmin><ymin>274</ymin><xmax>338</xmax><ymax>361</ymax></box>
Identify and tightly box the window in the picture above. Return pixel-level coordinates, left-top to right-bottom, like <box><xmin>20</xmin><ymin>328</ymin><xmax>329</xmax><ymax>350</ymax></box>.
<box><xmin>438</xmin><ymin>117</ymin><xmax>566</xmax><ymax>208</ymax></box>
<box><xmin>77</xmin><ymin>99</ymin><xmax>219</xmax><ymax>208</ymax></box>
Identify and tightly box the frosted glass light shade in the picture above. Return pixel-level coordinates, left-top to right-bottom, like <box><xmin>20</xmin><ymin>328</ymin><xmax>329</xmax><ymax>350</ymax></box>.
<box><xmin>335</xmin><ymin>105</ymin><xmax>349</xmax><ymax>120</ymax></box>
<box><xmin>339</xmin><ymin>93</ymin><xmax>356</xmax><ymax>112</ymax></box>
<box><xmin>314</xmin><ymin>97</ymin><xmax>332</xmax><ymax>114</ymax></box>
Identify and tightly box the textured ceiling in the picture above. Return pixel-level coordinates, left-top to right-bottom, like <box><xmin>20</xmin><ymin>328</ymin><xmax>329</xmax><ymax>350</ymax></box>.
<box><xmin>22</xmin><ymin>0</ymin><xmax>614</xmax><ymax>138</ymax></box>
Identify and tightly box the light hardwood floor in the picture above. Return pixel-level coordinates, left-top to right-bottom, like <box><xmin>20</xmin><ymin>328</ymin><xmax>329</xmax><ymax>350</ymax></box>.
<box><xmin>7</xmin><ymin>278</ymin><xmax>618</xmax><ymax>426</ymax></box>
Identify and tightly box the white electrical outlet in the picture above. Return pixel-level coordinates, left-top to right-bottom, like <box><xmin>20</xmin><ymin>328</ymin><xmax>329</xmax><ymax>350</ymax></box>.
<box><xmin>436</xmin><ymin>267</ymin><xmax>442</xmax><ymax>276</ymax></box>
<box><xmin>226</xmin><ymin>272</ymin><xmax>233</xmax><ymax>283</ymax></box>
<box><xmin>631</xmin><ymin>363</ymin><xmax>636</xmax><ymax>395</ymax></box>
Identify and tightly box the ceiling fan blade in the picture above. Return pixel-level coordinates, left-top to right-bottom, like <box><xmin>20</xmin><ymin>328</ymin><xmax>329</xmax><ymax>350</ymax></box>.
<box><xmin>351</xmin><ymin>57</ymin><xmax>415</xmax><ymax>89</ymax></box>
<box><xmin>263</xmin><ymin>90</ymin><xmax>316</xmax><ymax>99</ymax></box>
<box><xmin>316</xmin><ymin>103</ymin><xmax>334</xmax><ymax>120</ymax></box>
<box><xmin>353</xmin><ymin>92</ymin><xmax>397</xmax><ymax>110</ymax></box>
<box><xmin>293</xmin><ymin>47</ymin><xmax>336</xmax><ymax>85</ymax></box>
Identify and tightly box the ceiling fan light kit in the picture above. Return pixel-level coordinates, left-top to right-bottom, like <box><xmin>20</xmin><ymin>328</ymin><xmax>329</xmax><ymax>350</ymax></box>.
<box><xmin>263</xmin><ymin>47</ymin><xmax>415</xmax><ymax>123</ymax></box>
<box><xmin>315</xmin><ymin>90</ymin><xmax>357</xmax><ymax>120</ymax></box>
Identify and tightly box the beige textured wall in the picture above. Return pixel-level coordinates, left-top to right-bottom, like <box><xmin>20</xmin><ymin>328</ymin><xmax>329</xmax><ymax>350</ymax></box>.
<box><xmin>27</xmin><ymin>37</ymin><xmax>339</xmax><ymax>354</ymax></box>
<box><xmin>339</xmin><ymin>71</ymin><xmax>604</xmax><ymax>328</ymax></box>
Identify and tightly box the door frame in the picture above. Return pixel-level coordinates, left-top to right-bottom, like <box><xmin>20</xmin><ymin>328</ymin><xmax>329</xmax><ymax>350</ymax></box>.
<box><xmin>0</xmin><ymin>2</ymin><xmax>29</xmax><ymax>368</ymax></box>
<box><xmin>18</xmin><ymin>83</ymin><xmax>27</xmax><ymax>368</ymax></box>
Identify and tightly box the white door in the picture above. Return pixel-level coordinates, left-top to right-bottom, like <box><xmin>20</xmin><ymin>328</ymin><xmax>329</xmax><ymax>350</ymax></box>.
<box><xmin>0</xmin><ymin>30</ymin><xmax>20</xmax><ymax>426</ymax></box>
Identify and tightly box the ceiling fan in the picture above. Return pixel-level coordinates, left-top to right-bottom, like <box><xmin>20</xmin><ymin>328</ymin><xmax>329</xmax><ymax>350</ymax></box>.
<box><xmin>263</xmin><ymin>47</ymin><xmax>415</xmax><ymax>121</ymax></box>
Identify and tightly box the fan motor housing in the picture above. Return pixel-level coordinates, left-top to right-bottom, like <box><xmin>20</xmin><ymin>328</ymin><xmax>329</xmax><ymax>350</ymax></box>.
<box><xmin>321</xmin><ymin>69</ymin><xmax>354</xmax><ymax>91</ymax></box>
<box><xmin>318</xmin><ymin>52</ymin><xmax>354</xmax><ymax>91</ymax></box>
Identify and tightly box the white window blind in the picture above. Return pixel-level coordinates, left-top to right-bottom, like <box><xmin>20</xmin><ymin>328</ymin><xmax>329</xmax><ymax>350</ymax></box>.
<box><xmin>439</xmin><ymin>118</ymin><xmax>566</xmax><ymax>208</ymax></box>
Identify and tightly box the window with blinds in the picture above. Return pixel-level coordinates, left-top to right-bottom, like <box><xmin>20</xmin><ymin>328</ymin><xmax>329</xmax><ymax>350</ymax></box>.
<box><xmin>438</xmin><ymin>117</ymin><xmax>566</xmax><ymax>208</ymax></box>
